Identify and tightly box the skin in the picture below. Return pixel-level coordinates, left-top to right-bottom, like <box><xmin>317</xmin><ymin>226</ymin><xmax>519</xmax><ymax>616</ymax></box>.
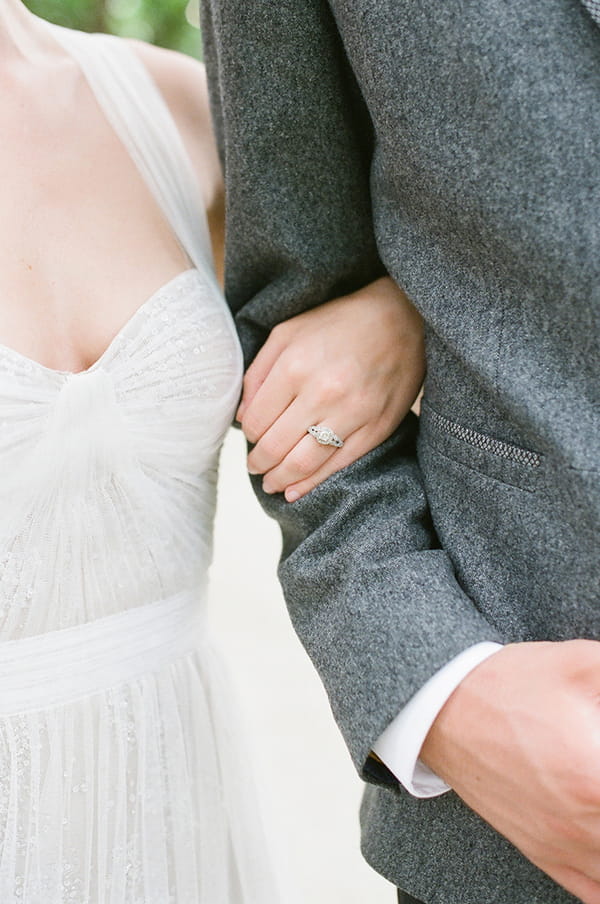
<box><xmin>240</xmin><ymin>278</ymin><xmax>425</xmax><ymax>501</ymax></box>
<box><xmin>0</xmin><ymin>9</ymin><xmax>193</xmax><ymax>375</ymax></box>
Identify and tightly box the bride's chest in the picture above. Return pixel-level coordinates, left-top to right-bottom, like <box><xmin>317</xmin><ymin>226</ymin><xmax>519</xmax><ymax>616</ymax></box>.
<box><xmin>0</xmin><ymin>111</ymin><xmax>190</xmax><ymax>375</ymax></box>
<box><xmin>0</xmin><ymin>271</ymin><xmax>243</xmax><ymax>482</ymax></box>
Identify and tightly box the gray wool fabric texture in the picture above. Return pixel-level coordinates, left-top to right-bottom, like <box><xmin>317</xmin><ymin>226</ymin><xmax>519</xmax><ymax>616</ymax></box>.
<box><xmin>200</xmin><ymin>1</ymin><xmax>600</xmax><ymax>902</ymax></box>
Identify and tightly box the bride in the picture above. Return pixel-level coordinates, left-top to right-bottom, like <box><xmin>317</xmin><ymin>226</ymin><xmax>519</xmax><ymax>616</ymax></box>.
<box><xmin>0</xmin><ymin>2</ymin><xmax>425</xmax><ymax>901</ymax></box>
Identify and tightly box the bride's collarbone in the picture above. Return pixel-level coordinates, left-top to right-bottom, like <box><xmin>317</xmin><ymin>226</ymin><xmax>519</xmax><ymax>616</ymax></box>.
<box><xmin>0</xmin><ymin>48</ymin><xmax>215</xmax><ymax>375</ymax></box>
<box><xmin>0</xmin><ymin>237</ymin><xmax>190</xmax><ymax>374</ymax></box>
<box><xmin>0</xmin><ymin>219</ymin><xmax>189</xmax><ymax>375</ymax></box>
<box><xmin>0</xmin><ymin>135</ymin><xmax>190</xmax><ymax>374</ymax></box>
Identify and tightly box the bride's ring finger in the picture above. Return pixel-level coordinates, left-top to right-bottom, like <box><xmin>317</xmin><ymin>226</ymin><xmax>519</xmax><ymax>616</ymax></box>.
<box><xmin>261</xmin><ymin>420</ymin><xmax>348</xmax><ymax>495</ymax></box>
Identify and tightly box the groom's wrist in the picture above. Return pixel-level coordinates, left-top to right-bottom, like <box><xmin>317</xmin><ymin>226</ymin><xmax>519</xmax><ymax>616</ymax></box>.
<box><xmin>372</xmin><ymin>642</ymin><xmax>503</xmax><ymax>798</ymax></box>
<box><xmin>420</xmin><ymin>643</ymin><xmax>512</xmax><ymax>784</ymax></box>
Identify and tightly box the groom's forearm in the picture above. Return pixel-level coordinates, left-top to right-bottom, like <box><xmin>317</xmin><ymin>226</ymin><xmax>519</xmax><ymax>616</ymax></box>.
<box><xmin>373</xmin><ymin>641</ymin><xmax>502</xmax><ymax>797</ymax></box>
<box><xmin>253</xmin><ymin>415</ymin><xmax>504</xmax><ymax>775</ymax></box>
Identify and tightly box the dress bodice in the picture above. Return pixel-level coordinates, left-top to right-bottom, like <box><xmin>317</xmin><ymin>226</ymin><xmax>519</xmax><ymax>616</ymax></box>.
<box><xmin>0</xmin><ymin>30</ymin><xmax>243</xmax><ymax>641</ymax></box>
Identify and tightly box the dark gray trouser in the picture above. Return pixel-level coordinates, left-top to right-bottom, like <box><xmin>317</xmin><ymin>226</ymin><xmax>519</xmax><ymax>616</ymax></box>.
<box><xmin>398</xmin><ymin>892</ymin><xmax>425</xmax><ymax>904</ymax></box>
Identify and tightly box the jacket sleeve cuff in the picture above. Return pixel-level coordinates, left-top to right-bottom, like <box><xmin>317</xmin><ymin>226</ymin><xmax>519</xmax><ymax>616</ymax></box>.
<box><xmin>372</xmin><ymin>642</ymin><xmax>504</xmax><ymax>798</ymax></box>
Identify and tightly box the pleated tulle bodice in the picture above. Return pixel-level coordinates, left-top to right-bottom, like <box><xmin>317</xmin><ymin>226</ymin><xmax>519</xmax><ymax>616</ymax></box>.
<box><xmin>0</xmin><ymin>268</ymin><xmax>243</xmax><ymax>640</ymax></box>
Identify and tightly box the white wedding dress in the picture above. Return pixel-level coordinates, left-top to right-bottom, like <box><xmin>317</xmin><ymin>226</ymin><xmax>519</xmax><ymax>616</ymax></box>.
<box><xmin>0</xmin><ymin>22</ymin><xmax>281</xmax><ymax>904</ymax></box>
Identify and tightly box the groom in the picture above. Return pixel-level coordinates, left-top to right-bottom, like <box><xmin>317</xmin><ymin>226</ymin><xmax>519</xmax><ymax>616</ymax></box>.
<box><xmin>200</xmin><ymin>2</ymin><xmax>600</xmax><ymax>902</ymax></box>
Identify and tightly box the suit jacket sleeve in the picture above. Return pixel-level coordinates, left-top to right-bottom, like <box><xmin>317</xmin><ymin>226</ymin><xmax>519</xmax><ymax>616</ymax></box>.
<box><xmin>200</xmin><ymin>0</ymin><xmax>503</xmax><ymax>782</ymax></box>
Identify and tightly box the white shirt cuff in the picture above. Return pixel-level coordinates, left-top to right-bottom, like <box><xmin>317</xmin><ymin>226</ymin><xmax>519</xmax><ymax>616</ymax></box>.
<box><xmin>372</xmin><ymin>642</ymin><xmax>503</xmax><ymax>798</ymax></box>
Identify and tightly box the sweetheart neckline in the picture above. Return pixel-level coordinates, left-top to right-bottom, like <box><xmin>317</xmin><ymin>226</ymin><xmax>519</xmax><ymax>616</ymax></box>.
<box><xmin>0</xmin><ymin>268</ymin><xmax>198</xmax><ymax>380</ymax></box>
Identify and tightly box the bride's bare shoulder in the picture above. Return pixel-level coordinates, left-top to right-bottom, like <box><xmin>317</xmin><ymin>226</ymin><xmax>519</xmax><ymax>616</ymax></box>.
<box><xmin>125</xmin><ymin>39</ymin><xmax>222</xmax><ymax>208</ymax></box>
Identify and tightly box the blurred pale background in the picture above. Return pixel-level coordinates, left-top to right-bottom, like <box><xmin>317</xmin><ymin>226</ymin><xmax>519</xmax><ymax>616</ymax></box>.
<box><xmin>209</xmin><ymin>429</ymin><xmax>393</xmax><ymax>903</ymax></box>
<box><xmin>24</xmin><ymin>1</ymin><xmax>396</xmax><ymax>900</ymax></box>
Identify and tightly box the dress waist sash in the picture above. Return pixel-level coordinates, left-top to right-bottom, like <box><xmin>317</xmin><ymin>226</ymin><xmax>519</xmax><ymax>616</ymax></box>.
<box><xmin>0</xmin><ymin>589</ymin><xmax>205</xmax><ymax>715</ymax></box>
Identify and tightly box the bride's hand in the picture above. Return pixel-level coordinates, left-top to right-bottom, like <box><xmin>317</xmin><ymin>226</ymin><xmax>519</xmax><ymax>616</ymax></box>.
<box><xmin>238</xmin><ymin>276</ymin><xmax>425</xmax><ymax>502</ymax></box>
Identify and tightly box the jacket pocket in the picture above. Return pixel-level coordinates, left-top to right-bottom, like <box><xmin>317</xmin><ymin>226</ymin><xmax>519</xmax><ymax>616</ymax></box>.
<box><xmin>419</xmin><ymin>401</ymin><xmax>545</xmax><ymax>492</ymax></box>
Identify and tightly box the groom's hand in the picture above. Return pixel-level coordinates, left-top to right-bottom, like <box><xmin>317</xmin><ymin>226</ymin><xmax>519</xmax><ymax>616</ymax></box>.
<box><xmin>421</xmin><ymin>640</ymin><xmax>600</xmax><ymax>904</ymax></box>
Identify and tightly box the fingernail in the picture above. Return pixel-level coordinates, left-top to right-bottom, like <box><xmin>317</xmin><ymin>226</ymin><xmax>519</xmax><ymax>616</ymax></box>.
<box><xmin>285</xmin><ymin>489</ymin><xmax>300</xmax><ymax>503</ymax></box>
<box><xmin>247</xmin><ymin>465</ymin><xmax>261</xmax><ymax>475</ymax></box>
<box><xmin>262</xmin><ymin>480</ymin><xmax>275</xmax><ymax>494</ymax></box>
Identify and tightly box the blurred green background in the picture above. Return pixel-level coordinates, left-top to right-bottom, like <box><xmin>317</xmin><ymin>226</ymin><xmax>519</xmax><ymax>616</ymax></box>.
<box><xmin>23</xmin><ymin>0</ymin><xmax>200</xmax><ymax>56</ymax></box>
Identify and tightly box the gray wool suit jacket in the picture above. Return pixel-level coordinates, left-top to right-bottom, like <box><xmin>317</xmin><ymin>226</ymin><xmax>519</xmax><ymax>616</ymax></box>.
<box><xmin>200</xmin><ymin>1</ymin><xmax>600</xmax><ymax>901</ymax></box>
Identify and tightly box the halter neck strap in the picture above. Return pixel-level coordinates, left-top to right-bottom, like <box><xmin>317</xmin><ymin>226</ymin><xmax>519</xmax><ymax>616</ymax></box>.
<box><xmin>49</xmin><ymin>24</ymin><xmax>215</xmax><ymax>278</ymax></box>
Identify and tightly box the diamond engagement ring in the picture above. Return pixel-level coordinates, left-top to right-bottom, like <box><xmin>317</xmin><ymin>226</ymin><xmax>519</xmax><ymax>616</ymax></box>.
<box><xmin>307</xmin><ymin>425</ymin><xmax>344</xmax><ymax>448</ymax></box>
